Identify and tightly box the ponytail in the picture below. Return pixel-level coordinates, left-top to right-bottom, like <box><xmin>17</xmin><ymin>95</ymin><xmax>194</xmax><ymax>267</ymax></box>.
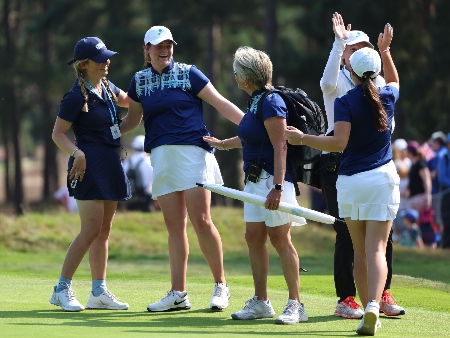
<box><xmin>361</xmin><ymin>72</ymin><xmax>389</xmax><ymax>132</ymax></box>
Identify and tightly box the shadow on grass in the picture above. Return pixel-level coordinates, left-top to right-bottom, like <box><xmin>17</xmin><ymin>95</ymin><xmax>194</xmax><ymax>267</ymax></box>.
<box><xmin>1</xmin><ymin>308</ymin><xmax>347</xmax><ymax>331</ymax></box>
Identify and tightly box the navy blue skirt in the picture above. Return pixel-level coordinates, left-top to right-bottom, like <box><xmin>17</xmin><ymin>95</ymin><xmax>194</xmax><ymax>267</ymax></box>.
<box><xmin>67</xmin><ymin>143</ymin><xmax>131</xmax><ymax>201</ymax></box>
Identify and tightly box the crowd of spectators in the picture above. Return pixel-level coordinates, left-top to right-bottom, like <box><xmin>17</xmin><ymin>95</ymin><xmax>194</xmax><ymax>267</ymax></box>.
<box><xmin>391</xmin><ymin>131</ymin><xmax>450</xmax><ymax>249</ymax></box>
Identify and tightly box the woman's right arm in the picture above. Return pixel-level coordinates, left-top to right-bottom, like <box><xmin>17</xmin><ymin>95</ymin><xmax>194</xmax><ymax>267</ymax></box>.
<box><xmin>203</xmin><ymin>135</ymin><xmax>242</xmax><ymax>150</ymax></box>
<box><xmin>120</xmin><ymin>99</ymin><xmax>144</xmax><ymax>135</ymax></box>
<box><xmin>52</xmin><ymin>117</ymin><xmax>86</xmax><ymax>180</ymax></box>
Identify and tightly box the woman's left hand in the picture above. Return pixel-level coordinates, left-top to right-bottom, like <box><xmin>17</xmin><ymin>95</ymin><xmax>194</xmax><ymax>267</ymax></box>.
<box><xmin>265</xmin><ymin>189</ymin><xmax>282</xmax><ymax>210</ymax></box>
<box><xmin>284</xmin><ymin>126</ymin><xmax>304</xmax><ymax>145</ymax></box>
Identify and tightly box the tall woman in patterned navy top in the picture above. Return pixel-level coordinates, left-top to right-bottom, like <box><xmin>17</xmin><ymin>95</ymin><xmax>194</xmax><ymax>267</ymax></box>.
<box><xmin>120</xmin><ymin>26</ymin><xmax>244</xmax><ymax>312</ymax></box>
<box><xmin>285</xmin><ymin>24</ymin><xmax>399</xmax><ymax>336</ymax></box>
<box><xmin>50</xmin><ymin>37</ymin><xmax>130</xmax><ymax>312</ymax></box>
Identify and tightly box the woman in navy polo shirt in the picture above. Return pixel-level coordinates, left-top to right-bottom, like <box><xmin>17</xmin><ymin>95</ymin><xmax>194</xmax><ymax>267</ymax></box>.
<box><xmin>204</xmin><ymin>46</ymin><xmax>308</xmax><ymax>325</ymax></box>
<box><xmin>285</xmin><ymin>24</ymin><xmax>399</xmax><ymax>336</ymax></box>
<box><xmin>120</xmin><ymin>26</ymin><xmax>244</xmax><ymax>312</ymax></box>
<box><xmin>50</xmin><ymin>37</ymin><xmax>130</xmax><ymax>312</ymax></box>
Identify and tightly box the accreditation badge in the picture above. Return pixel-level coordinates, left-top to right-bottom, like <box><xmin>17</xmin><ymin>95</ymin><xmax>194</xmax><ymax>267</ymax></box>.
<box><xmin>110</xmin><ymin>124</ymin><xmax>121</xmax><ymax>139</ymax></box>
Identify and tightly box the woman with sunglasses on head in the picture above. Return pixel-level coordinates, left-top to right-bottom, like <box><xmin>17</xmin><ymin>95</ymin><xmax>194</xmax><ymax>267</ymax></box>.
<box><xmin>50</xmin><ymin>37</ymin><xmax>130</xmax><ymax>312</ymax></box>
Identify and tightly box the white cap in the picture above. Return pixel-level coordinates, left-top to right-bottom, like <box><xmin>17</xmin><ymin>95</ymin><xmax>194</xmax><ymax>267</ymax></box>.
<box><xmin>144</xmin><ymin>26</ymin><xmax>177</xmax><ymax>45</ymax></box>
<box><xmin>393</xmin><ymin>138</ymin><xmax>407</xmax><ymax>151</ymax></box>
<box><xmin>131</xmin><ymin>135</ymin><xmax>145</xmax><ymax>151</ymax></box>
<box><xmin>349</xmin><ymin>47</ymin><xmax>381</xmax><ymax>79</ymax></box>
<box><xmin>346</xmin><ymin>30</ymin><xmax>374</xmax><ymax>49</ymax></box>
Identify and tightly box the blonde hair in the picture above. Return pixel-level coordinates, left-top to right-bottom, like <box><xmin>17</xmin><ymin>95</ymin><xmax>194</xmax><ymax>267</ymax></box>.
<box><xmin>233</xmin><ymin>46</ymin><xmax>272</xmax><ymax>90</ymax></box>
<box><xmin>72</xmin><ymin>59</ymin><xmax>118</xmax><ymax>112</ymax></box>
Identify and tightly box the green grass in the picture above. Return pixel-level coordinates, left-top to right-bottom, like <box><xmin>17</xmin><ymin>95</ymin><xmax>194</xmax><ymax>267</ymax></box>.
<box><xmin>0</xmin><ymin>208</ymin><xmax>449</xmax><ymax>337</ymax></box>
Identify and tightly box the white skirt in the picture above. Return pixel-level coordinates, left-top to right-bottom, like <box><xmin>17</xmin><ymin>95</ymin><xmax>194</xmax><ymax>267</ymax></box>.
<box><xmin>244</xmin><ymin>169</ymin><xmax>307</xmax><ymax>227</ymax></box>
<box><xmin>337</xmin><ymin>161</ymin><xmax>400</xmax><ymax>221</ymax></box>
<box><xmin>151</xmin><ymin>145</ymin><xmax>223</xmax><ymax>198</ymax></box>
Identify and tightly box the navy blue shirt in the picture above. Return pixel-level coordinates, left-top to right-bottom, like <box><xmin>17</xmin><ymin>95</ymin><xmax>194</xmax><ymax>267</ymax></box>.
<box><xmin>334</xmin><ymin>85</ymin><xmax>399</xmax><ymax>176</ymax></box>
<box><xmin>128</xmin><ymin>60</ymin><xmax>212</xmax><ymax>153</ymax></box>
<box><xmin>238</xmin><ymin>90</ymin><xmax>294</xmax><ymax>183</ymax></box>
<box><xmin>58</xmin><ymin>80</ymin><xmax>121</xmax><ymax>147</ymax></box>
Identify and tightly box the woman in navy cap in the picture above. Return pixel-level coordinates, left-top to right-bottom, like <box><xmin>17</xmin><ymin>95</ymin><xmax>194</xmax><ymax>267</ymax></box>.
<box><xmin>120</xmin><ymin>26</ymin><xmax>244</xmax><ymax>312</ymax></box>
<box><xmin>50</xmin><ymin>37</ymin><xmax>130</xmax><ymax>311</ymax></box>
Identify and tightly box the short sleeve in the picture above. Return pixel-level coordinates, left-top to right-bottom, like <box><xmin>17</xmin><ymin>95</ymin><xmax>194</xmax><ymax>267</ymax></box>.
<box><xmin>261</xmin><ymin>93</ymin><xmax>287</xmax><ymax>122</ymax></box>
<box><xmin>334</xmin><ymin>96</ymin><xmax>351</xmax><ymax>123</ymax></box>
<box><xmin>57</xmin><ymin>91</ymin><xmax>84</xmax><ymax>123</ymax></box>
<box><xmin>127</xmin><ymin>74</ymin><xmax>140</xmax><ymax>103</ymax></box>
<box><xmin>189</xmin><ymin>66</ymin><xmax>210</xmax><ymax>95</ymax></box>
<box><xmin>380</xmin><ymin>86</ymin><xmax>399</xmax><ymax>104</ymax></box>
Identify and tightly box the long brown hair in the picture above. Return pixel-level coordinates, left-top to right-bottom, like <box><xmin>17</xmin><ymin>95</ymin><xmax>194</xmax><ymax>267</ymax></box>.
<box><xmin>358</xmin><ymin>72</ymin><xmax>389</xmax><ymax>132</ymax></box>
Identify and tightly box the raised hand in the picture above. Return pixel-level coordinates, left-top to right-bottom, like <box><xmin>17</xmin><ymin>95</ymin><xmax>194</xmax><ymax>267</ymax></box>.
<box><xmin>378</xmin><ymin>23</ymin><xmax>393</xmax><ymax>51</ymax></box>
<box><xmin>332</xmin><ymin>12</ymin><xmax>351</xmax><ymax>41</ymax></box>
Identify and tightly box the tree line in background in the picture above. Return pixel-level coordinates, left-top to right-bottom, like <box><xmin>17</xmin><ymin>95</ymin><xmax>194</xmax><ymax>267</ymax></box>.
<box><xmin>0</xmin><ymin>0</ymin><xmax>449</xmax><ymax>214</ymax></box>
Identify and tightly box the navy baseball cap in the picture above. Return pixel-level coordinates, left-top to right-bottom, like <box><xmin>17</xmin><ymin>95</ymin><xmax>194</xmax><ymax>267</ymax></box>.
<box><xmin>67</xmin><ymin>37</ymin><xmax>117</xmax><ymax>66</ymax></box>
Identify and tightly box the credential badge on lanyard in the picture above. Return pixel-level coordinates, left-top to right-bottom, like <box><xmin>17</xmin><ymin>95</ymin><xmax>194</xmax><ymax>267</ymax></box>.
<box><xmin>85</xmin><ymin>80</ymin><xmax>121</xmax><ymax>139</ymax></box>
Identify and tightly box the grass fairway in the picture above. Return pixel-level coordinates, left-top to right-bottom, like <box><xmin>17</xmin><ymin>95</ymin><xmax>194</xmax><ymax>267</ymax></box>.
<box><xmin>0</xmin><ymin>208</ymin><xmax>449</xmax><ymax>337</ymax></box>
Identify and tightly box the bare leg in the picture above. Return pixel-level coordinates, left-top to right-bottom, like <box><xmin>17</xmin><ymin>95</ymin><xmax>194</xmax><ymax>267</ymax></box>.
<box><xmin>346</xmin><ymin>218</ymin><xmax>391</xmax><ymax>308</ymax></box>
<box><xmin>89</xmin><ymin>200</ymin><xmax>118</xmax><ymax>280</ymax></box>
<box><xmin>366</xmin><ymin>220</ymin><xmax>391</xmax><ymax>304</ymax></box>
<box><xmin>185</xmin><ymin>187</ymin><xmax>225</xmax><ymax>283</ymax></box>
<box><xmin>157</xmin><ymin>191</ymin><xmax>188</xmax><ymax>291</ymax></box>
<box><xmin>345</xmin><ymin>218</ymin><xmax>368</xmax><ymax>307</ymax></box>
<box><xmin>60</xmin><ymin>200</ymin><xmax>105</xmax><ymax>279</ymax></box>
<box><xmin>268</xmin><ymin>223</ymin><xmax>300</xmax><ymax>301</ymax></box>
<box><xmin>245</xmin><ymin>222</ymin><xmax>268</xmax><ymax>300</ymax></box>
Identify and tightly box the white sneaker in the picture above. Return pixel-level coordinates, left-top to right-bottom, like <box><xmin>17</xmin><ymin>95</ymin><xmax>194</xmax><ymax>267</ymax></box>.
<box><xmin>356</xmin><ymin>301</ymin><xmax>380</xmax><ymax>336</ymax></box>
<box><xmin>49</xmin><ymin>285</ymin><xmax>85</xmax><ymax>312</ymax></box>
<box><xmin>147</xmin><ymin>290</ymin><xmax>192</xmax><ymax>312</ymax></box>
<box><xmin>231</xmin><ymin>296</ymin><xmax>275</xmax><ymax>320</ymax></box>
<box><xmin>86</xmin><ymin>288</ymin><xmax>129</xmax><ymax>310</ymax></box>
<box><xmin>210</xmin><ymin>282</ymin><xmax>230</xmax><ymax>311</ymax></box>
<box><xmin>275</xmin><ymin>299</ymin><xmax>308</xmax><ymax>324</ymax></box>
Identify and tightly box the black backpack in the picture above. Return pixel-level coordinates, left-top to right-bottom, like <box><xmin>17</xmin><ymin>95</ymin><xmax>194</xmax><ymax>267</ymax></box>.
<box><xmin>256</xmin><ymin>86</ymin><xmax>328</xmax><ymax>192</ymax></box>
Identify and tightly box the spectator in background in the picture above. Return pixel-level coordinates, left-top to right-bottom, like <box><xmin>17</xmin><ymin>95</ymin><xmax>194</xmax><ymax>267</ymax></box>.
<box><xmin>392</xmin><ymin>138</ymin><xmax>411</xmax><ymax>170</ymax></box>
<box><xmin>123</xmin><ymin>135</ymin><xmax>155</xmax><ymax>212</ymax></box>
<box><xmin>398</xmin><ymin>209</ymin><xmax>424</xmax><ymax>249</ymax></box>
<box><xmin>426</xmin><ymin>131</ymin><xmax>447</xmax><ymax>236</ymax></box>
<box><xmin>437</xmin><ymin>133</ymin><xmax>450</xmax><ymax>249</ymax></box>
<box><xmin>403</xmin><ymin>141</ymin><xmax>432</xmax><ymax>214</ymax></box>
<box><xmin>54</xmin><ymin>186</ymin><xmax>78</xmax><ymax>213</ymax></box>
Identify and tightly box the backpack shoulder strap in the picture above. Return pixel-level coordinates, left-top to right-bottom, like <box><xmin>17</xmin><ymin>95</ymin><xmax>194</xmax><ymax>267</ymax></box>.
<box><xmin>255</xmin><ymin>89</ymin><xmax>278</xmax><ymax>126</ymax></box>
<box><xmin>255</xmin><ymin>88</ymin><xmax>300</xmax><ymax>196</ymax></box>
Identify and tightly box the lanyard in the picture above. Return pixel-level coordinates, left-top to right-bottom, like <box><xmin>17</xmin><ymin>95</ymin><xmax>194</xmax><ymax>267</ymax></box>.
<box><xmin>84</xmin><ymin>80</ymin><xmax>118</xmax><ymax>125</ymax></box>
<box><xmin>341</xmin><ymin>67</ymin><xmax>355</xmax><ymax>89</ymax></box>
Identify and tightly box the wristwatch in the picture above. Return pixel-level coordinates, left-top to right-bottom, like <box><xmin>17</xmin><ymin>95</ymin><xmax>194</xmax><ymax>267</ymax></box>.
<box><xmin>273</xmin><ymin>184</ymin><xmax>284</xmax><ymax>191</ymax></box>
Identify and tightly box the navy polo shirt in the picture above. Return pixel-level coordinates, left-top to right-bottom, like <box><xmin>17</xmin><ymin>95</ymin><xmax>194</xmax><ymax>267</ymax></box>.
<box><xmin>58</xmin><ymin>80</ymin><xmax>121</xmax><ymax>147</ymax></box>
<box><xmin>334</xmin><ymin>85</ymin><xmax>399</xmax><ymax>176</ymax></box>
<box><xmin>237</xmin><ymin>90</ymin><xmax>294</xmax><ymax>183</ymax></box>
<box><xmin>128</xmin><ymin>60</ymin><xmax>212</xmax><ymax>153</ymax></box>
